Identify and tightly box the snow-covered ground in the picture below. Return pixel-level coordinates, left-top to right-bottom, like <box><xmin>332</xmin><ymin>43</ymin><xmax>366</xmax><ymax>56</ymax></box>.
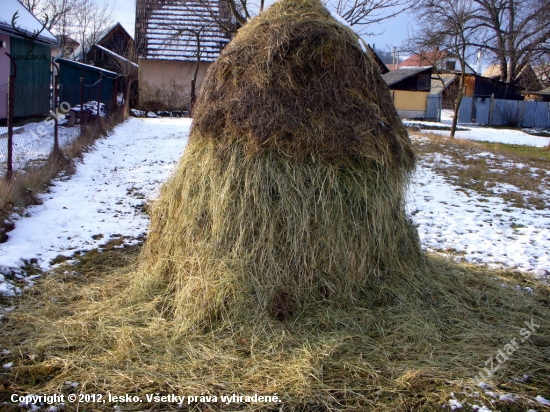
<box><xmin>428</xmin><ymin>125</ymin><xmax>550</xmax><ymax>147</ymax></box>
<box><xmin>0</xmin><ymin>119</ymin><xmax>80</xmax><ymax>173</ymax></box>
<box><xmin>0</xmin><ymin>116</ymin><xmax>548</xmax><ymax>297</ymax></box>
<box><xmin>0</xmin><ymin>117</ymin><xmax>191</xmax><ymax>296</ymax></box>
<box><xmin>405</xmin><ymin>109</ymin><xmax>550</xmax><ymax>147</ymax></box>
<box><xmin>408</xmin><ymin>157</ymin><xmax>549</xmax><ymax>276</ymax></box>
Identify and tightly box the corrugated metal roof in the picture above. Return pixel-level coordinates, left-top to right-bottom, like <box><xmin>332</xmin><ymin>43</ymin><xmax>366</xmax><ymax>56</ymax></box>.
<box><xmin>139</xmin><ymin>0</ymin><xmax>231</xmax><ymax>62</ymax></box>
<box><xmin>94</xmin><ymin>44</ymin><xmax>138</xmax><ymax>68</ymax></box>
<box><xmin>57</xmin><ymin>58</ymin><xmax>119</xmax><ymax>77</ymax></box>
<box><xmin>0</xmin><ymin>0</ymin><xmax>59</xmax><ymax>46</ymax></box>
<box><xmin>430</xmin><ymin>74</ymin><xmax>457</xmax><ymax>95</ymax></box>
<box><xmin>382</xmin><ymin>66</ymin><xmax>432</xmax><ymax>86</ymax></box>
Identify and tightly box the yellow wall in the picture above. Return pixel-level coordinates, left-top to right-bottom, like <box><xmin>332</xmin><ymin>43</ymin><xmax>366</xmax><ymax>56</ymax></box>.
<box><xmin>391</xmin><ymin>90</ymin><xmax>429</xmax><ymax>111</ymax></box>
<box><xmin>138</xmin><ymin>59</ymin><xmax>211</xmax><ymax>111</ymax></box>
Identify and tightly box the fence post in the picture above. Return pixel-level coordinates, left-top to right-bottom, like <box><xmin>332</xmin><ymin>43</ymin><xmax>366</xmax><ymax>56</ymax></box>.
<box><xmin>111</xmin><ymin>77</ymin><xmax>119</xmax><ymax>115</ymax></box>
<box><xmin>520</xmin><ymin>99</ymin><xmax>525</xmax><ymax>128</ymax></box>
<box><xmin>488</xmin><ymin>93</ymin><xmax>494</xmax><ymax>126</ymax></box>
<box><xmin>80</xmin><ymin>76</ymin><xmax>84</xmax><ymax>134</ymax></box>
<box><xmin>96</xmin><ymin>79</ymin><xmax>102</xmax><ymax>128</ymax></box>
<box><xmin>5</xmin><ymin>53</ymin><xmax>16</xmax><ymax>180</ymax></box>
<box><xmin>52</xmin><ymin>60</ymin><xmax>60</xmax><ymax>155</ymax></box>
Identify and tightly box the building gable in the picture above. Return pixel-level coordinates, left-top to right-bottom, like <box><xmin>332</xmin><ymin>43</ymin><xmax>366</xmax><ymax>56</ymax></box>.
<box><xmin>136</xmin><ymin>0</ymin><xmax>232</xmax><ymax>62</ymax></box>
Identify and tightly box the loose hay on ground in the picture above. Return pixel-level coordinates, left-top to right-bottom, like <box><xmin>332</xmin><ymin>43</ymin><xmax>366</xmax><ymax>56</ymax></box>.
<box><xmin>1</xmin><ymin>254</ymin><xmax>549</xmax><ymax>411</ymax></box>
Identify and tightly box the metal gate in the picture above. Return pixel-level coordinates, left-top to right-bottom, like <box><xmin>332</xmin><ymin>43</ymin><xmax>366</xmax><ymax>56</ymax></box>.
<box><xmin>458</xmin><ymin>97</ymin><xmax>473</xmax><ymax>123</ymax></box>
<box><xmin>426</xmin><ymin>95</ymin><xmax>442</xmax><ymax>121</ymax></box>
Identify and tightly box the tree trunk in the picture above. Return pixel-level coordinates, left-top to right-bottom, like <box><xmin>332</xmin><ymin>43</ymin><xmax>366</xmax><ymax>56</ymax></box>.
<box><xmin>190</xmin><ymin>64</ymin><xmax>198</xmax><ymax>114</ymax></box>
<box><xmin>189</xmin><ymin>31</ymin><xmax>202</xmax><ymax>116</ymax></box>
<box><xmin>123</xmin><ymin>76</ymin><xmax>133</xmax><ymax>118</ymax></box>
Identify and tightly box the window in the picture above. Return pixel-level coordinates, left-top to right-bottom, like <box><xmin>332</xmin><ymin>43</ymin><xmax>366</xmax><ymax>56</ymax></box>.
<box><xmin>445</xmin><ymin>60</ymin><xmax>457</xmax><ymax>71</ymax></box>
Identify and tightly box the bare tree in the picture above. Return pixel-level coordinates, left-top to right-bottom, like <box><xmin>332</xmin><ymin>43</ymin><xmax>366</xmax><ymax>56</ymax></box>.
<box><xmin>326</xmin><ymin>0</ymin><xmax>415</xmax><ymax>34</ymax></box>
<box><xmin>19</xmin><ymin>0</ymin><xmax>43</xmax><ymax>14</ymax></box>
<box><xmin>163</xmin><ymin>23</ymin><xmax>211</xmax><ymax>112</ymax></box>
<box><xmin>73</xmin><ymin>0</ymin><xmax>114</xmax><ymax>63</ymax></box>
<box><xmin>532</xmin><ymin>54</ymin><xmax>550</xmax><ymax>89</ymax></box>
<box><xmin>19</xmin><ymin>0</ymin><xmax>83</xmax><ymax>33</ymax></box>
<box><xmin>19</xmin><ymin>0</ymin><xmax>114</xmax><ymax>61</ymax></box>
<box><xmin>471</xmin><ymin>0</ymin><xmax>550</xmax><ymax>85</ymax></box>
<box><xmin>174</xmin><ymin>0</ymin><xmax>415</xmax><ymax>35</ymax></box>
<box><xmin>103</xmin><ymin>40</ymin><xmax>139</xmax><ymax>117</ymax></box>
<box><xmin>411</xmin><ymin>0</ymin><xmax>478</xmax><ymax>137</ymax></box>
<box><xmin>187</xmin><ymin>28</ymin><xmax>204</xmax><ymax>113</ymax></box>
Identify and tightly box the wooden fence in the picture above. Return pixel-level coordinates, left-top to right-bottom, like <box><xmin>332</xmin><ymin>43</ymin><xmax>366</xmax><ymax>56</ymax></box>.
<box><xmin>458</xmin><ymin>96</ymin><xmax>550</xmax><ymax>128</ymax></box>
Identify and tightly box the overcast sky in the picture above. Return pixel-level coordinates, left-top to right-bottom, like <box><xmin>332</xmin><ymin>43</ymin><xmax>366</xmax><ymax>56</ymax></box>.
<box><xmin>112</xmin><ymin>0</ymin><xmax>414</xmax><ymax>54</ymax></box>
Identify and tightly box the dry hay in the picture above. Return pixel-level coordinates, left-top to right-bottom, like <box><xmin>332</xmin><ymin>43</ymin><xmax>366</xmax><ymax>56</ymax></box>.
<box><xmin>1</xmin><ymin>256</ymin><xmax>549</xmax><ymax>411</ymax></box>
<box><xmin>132</xmin><ymin>0</ymin><xmax>421</xmax><ymax>332</ymax></box>
<box><xmin>1</xmin><ymin>0</ymin><xmax>549</xmax><ymax>410</ymax></box>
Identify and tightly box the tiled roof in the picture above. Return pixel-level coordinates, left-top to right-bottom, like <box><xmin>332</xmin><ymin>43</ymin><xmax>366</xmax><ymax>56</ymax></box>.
<box><xmin>138</xmin><ymin>0</ymin><xmax>231</xmax><ymax>62</ymax></box>
<box><xmin>398</xmin><ymin>51</ymin><xmax>449</xmax><ymax>68</ymax></box>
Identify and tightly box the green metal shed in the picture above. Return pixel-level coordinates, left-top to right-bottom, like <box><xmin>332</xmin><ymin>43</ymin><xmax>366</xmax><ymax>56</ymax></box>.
<box><xmin>57</xmin><ymin>58</ymin><xmax>119</xmax><ymax>112</ymax></box>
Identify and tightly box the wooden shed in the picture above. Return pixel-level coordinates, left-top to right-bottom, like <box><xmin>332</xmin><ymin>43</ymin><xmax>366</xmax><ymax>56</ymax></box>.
<box><xmin>382</xmin><ymin>66</ymin><xmax>432</xmax><ymax>118</ymax></box>
<box><xmin>57</xmin><ymin>58</ymin><xmax>119</xmax><ymax>113</ymax></box>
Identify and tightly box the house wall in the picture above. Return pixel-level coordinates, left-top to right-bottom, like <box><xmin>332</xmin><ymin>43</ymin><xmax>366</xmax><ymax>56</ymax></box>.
<box><xmin>391</xmin><ymin>90</ymin><xmax>429</xmax><ymax>118</ymax></box>
<box><xmin>0</xmin><ymin>34</ymin><xmax>11</xmax><ymax>119</ymax></box>
<box><xmin>138</xmin><ymin>59</ymin><xmax>210</xmax><ymax>111</ymax></box>
<box><xmin>10</xmin><ymin>37</ymin><xmax>52</xmax><ymax>118</ymax></box>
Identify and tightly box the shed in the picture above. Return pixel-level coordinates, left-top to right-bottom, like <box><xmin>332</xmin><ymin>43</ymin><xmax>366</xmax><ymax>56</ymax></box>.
<box><xmin>57</xmin><ymin>58</ymin><xmax>119</xmax><ymax>112</ymax></box>
<box><xmin>463</xmin><ymin>73</ymin><xmax>522</xmax><ymax>100</ymax></box>
<box><xmin>523</xmin><ymin>87</ymin><xmax>550</xmax><ymax>102</ymax></box>
<box><xmin>71</xmin><ymin>23</ymin><xmax>134</xmax><ymax>68</ymax></box>
<box><xmin>429</xmin><ymin>74</ymin><xmax>459</xmax><ymax>110</ymax></box>
<box><xmin>382</xmin><ymin>66</ymin><xmax>432</xmax><ymax>118</ymax></box>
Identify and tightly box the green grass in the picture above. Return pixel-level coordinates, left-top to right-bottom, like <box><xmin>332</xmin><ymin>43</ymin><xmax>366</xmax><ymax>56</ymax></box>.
<box><xmin>411</xmin><ymin>132</ymin><xmax>550</xmax><ymax>210</ymax></box>
<box><xmin>475</xmin><ymin>141</ymin><xmax>550</xmax><ymax>161</ymax></box>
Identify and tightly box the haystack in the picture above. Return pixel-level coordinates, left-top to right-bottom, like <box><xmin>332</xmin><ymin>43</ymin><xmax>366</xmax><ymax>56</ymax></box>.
<box><xmin>133</xmin><ymin>0</ymin><xmax>422</xmax><ymax>331</ymax></box>
<box><xmin>2</xmin><ymin>1</ymin><xmax>549</xmax><ymax>404</ymax></box>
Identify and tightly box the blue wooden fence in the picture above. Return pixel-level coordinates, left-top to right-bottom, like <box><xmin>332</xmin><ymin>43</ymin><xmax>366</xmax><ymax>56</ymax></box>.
<box><xmin>426</xmin><ymin>95</ymin><xmax>442</xmax><ymax>121</ymax></box>
<box><xmin>457</xmin><ymin>97</ymin><xmax>550</xmax><ymax>128</ymax></box>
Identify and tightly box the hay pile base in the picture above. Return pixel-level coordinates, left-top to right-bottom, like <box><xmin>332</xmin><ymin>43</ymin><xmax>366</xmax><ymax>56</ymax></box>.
<box><xmin>1</xmin><ymin>253</ymin><xmax>549</xmax><ymax>411</ymax></box>
<box><xmin>133</xmin><ymin>139</ymin><xmax>423</xmax><ymax>332</ymax></box>
<box><xmin>1</xmin><ymin>0</ymin><xmax>548</xmax><ymax>410</ymax></box>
